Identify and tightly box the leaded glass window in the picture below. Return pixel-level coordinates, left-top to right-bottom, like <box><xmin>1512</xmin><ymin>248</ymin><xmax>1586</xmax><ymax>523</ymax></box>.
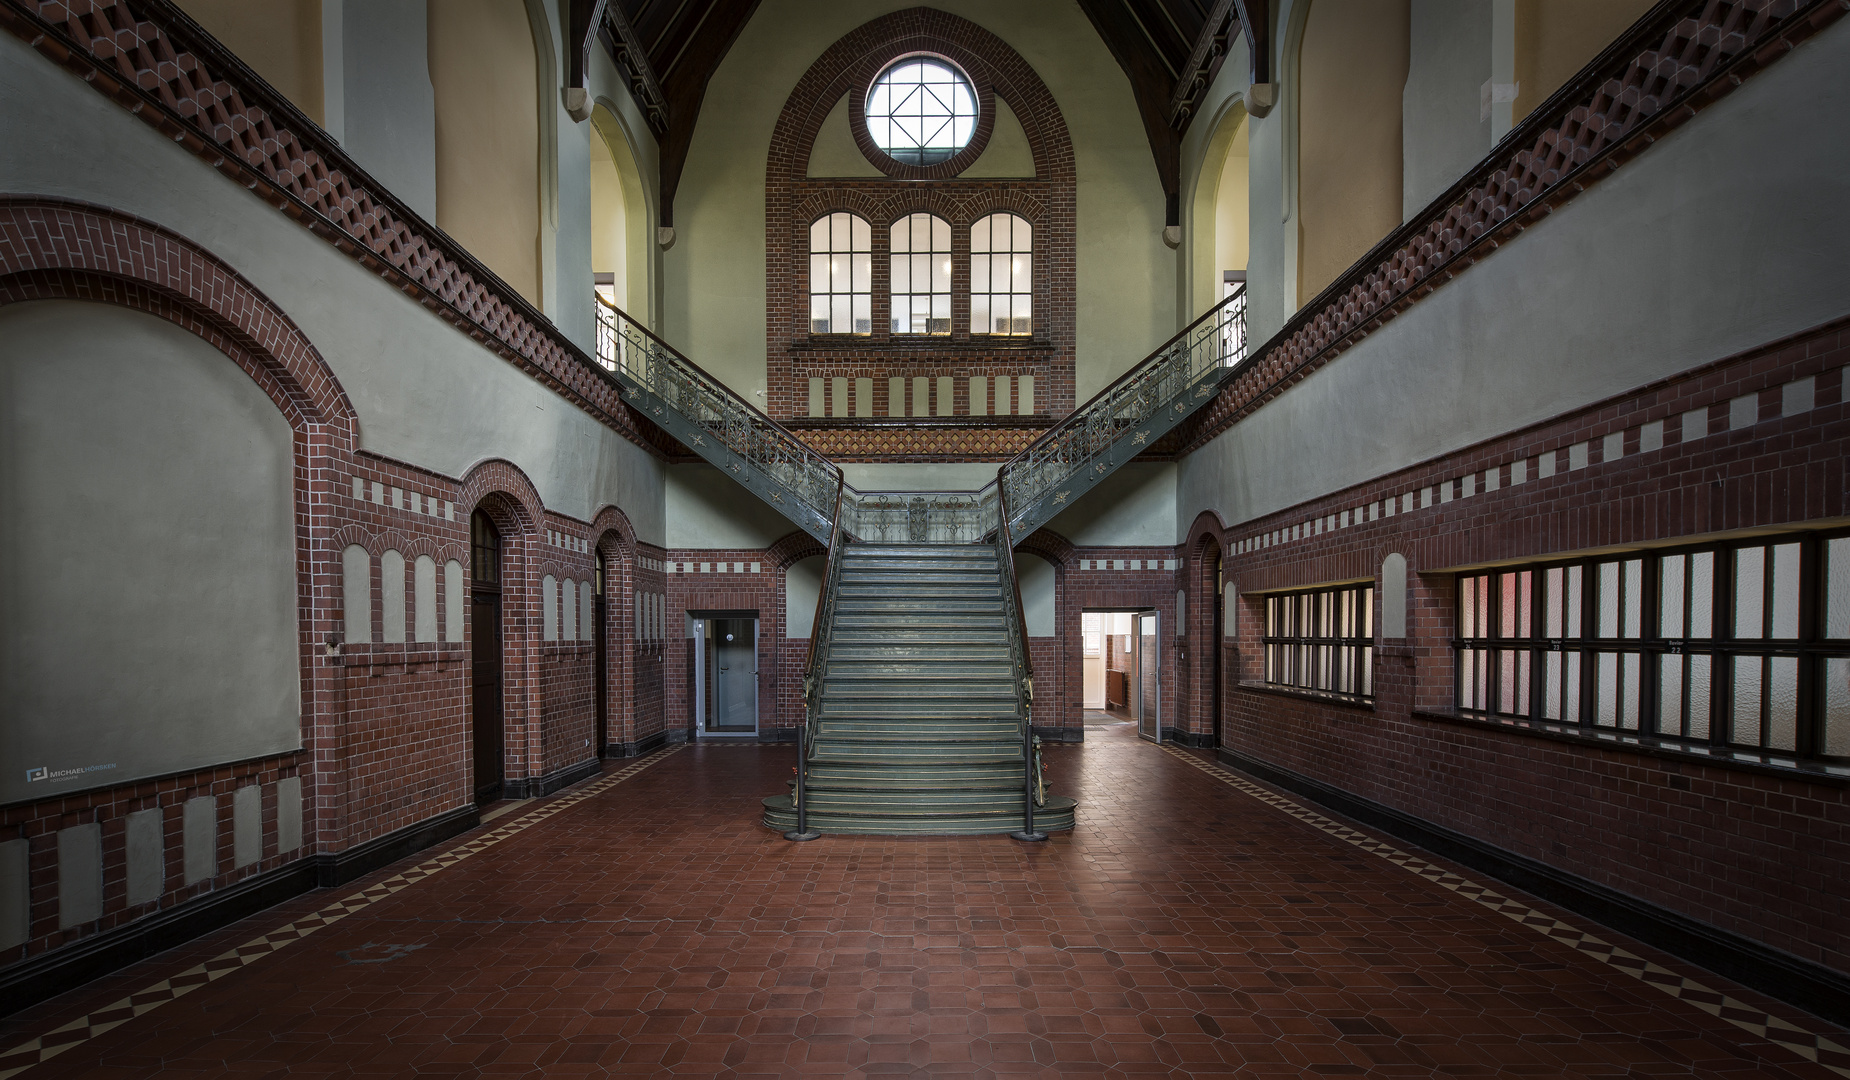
<box><xmin>809</xmin><ymin>212</ymin><xmax>871</xmax><ymax>334</ymax></box>
<box><xmin>971</xmin><ymin>213</ymin><xmax>1031</xmax><ymax>336</ymax></box>
<box><xmin>890</xmin><ymin>213</ymin><xmax>950</xmax><ymax>335</ymax></box>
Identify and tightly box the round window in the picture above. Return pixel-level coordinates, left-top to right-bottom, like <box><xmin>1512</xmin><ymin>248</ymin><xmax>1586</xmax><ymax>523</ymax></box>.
<box><xmin>865</xmin><ymin>56</ymin><xmax>978</xmax><ymax>166</ymax></box>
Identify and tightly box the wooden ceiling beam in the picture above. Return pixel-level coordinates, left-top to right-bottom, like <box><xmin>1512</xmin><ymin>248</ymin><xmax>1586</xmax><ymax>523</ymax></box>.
<box><xmin>652</xmin><ymin>0</ymin><xmax>760</xmax><ymax>231</ymax></box>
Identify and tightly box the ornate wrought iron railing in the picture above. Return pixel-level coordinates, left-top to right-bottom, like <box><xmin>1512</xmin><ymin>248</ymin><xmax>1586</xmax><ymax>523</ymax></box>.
<box><xmin>993</xmin><ymin>482</ymin><xmax>1044</xmax><ymax>842</ymax></box>
<box><xmin>786</xmin><ymin>476</ymin><xmax>847</xmax><ymax>841</ymax></box>
<box><xmin>997</xmin><ymin>285</ymin><xmax>1246</xmax><ymax>540</ymax></box>
<box><xmin>595</xmin><ymin>297</ymin><xmax>843</xmax><ymax>542</ymax></box>
<box><xmin>839</xmin><ymin>488</ymin><xmax>996</xmax><ymax>545</ymax></box>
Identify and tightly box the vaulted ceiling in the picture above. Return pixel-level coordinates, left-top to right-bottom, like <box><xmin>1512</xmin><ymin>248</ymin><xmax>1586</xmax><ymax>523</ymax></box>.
<box><xmin>566</xmin><ymin>0</ymin><xmax>1268</xmax><ymax>230</ymax></box>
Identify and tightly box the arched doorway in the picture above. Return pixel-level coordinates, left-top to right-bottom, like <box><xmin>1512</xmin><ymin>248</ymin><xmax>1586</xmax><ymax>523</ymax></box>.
<box><xmin>594</xmin><ymin>547</ymin><xmax>609</xmax><ymax>756</ymax></box>
<box><xmin>1210</xmin><ymin>546</ymin><xmax>1225</xmax><ymax>749</ymax></box>
<box><xmin>470</xmin><ymin>509</ymin><xmax>504</xmax><ymax>804</ymax></box>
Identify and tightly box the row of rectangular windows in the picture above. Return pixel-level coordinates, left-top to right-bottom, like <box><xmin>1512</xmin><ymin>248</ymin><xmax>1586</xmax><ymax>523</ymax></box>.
<box><xmin>1255</xmin><ymin>531</ymin><xmax>1850</xmax><ymax>763</ymax></box>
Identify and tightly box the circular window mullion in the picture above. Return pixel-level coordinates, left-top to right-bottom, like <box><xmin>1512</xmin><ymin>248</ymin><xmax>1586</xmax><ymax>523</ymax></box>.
<box><xmin>851</xmin><ymin>53</ymin><xmax>994</xmax><ymax>180</ymax></box>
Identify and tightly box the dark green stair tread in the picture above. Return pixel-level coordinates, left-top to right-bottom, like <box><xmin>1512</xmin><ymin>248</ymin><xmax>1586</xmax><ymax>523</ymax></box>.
<box><xmin>762</xmin><ymin>794</ymin><xmax>1075</xmax><ymax>835</ymax></box>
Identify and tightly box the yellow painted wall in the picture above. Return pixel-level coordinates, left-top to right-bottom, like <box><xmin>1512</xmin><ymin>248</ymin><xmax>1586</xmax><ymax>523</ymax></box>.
<box><xmin>668</xmin><ymin>0</ymin><xmax>1170</xmax><ymax>404</ymax></box>
<box><xmin>1213</xmin><ymin>118</ymin><xmax>1249</xmax><ymax>284</ymax></box>
<box><xmin>959</xmin><ymin>97</ymin><xmax>1036</xmax><ymax>179</ymax></box>
<box><xmin>428</xmin><ymin>0</ymin><xmax>541</xmax><ymax>305</ymax></box>
<box><xmin>176</xmin><ymin>0</ymin><xmax>323</xmax><ymax>126</ymax></box>
<box><xmin>1296</xmin><ymin>0</ymin><xmax>1409</xmax><ymax>300</ymax></box>
<box><xmin>590</xmin><ymin>123</ymin><xmax>629</xmax><ymax>312</ymax></box>
<box><xmin>1514</xmin><ymin>0</ymin><xmax>1656</xmax><ymax>122</ymax></box>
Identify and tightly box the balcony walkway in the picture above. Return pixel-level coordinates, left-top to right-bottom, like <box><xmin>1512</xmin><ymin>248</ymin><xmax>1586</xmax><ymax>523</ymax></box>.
<box><xmin>1</xmin><ymin>725</ymin><xmax>1840</xmax><ymax>1079</ymax></box>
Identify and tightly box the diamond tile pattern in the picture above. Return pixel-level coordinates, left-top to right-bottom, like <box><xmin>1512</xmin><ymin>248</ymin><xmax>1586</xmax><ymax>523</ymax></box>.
<box><xmin>3</xmin><ymin>731</ymin><xmax>1845</xmax><ymax>1078</ymax></box>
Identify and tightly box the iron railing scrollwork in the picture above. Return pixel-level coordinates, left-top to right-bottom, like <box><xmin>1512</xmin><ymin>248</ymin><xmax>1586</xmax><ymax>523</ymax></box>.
<box><xmin>595</xmin><ymin>297</ymin><xmax>843</xmax><ymax>543</ymax></box>
<box><xmin>839</xmin><ymin>489</ymin><xmax>995</xmax><ymax>545</ymax></box>
<box><xmin>994</xmin><ymin>482</ymin><xmax>1045</xmax><ymax>842</ymax></box>
<box><xmin>787</xmin><ymin>476</ymin><xmax>847</xmax><ymax>841</ymax></box>
<box><xmin>997</xmin><ymin>285</ymin><xmax>1246</xmax><ymax>540</ymax></box>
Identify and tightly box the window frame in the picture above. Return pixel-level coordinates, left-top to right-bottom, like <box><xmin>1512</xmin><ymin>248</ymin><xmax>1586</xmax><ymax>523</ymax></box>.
<box><xmin>970</xmin><ymin>211</ymin><xmax>1033</xmax><ymax>337</ymax></box>
<box><xmin>1452</xmin><ymin>529</ymin><xmax>1850</xmax><ymax>762</ymax></box>
<box><xmin>888</xmin><ymin>212</ymin><xmax>952</xmax><ymax>336</ymax></box>
<box><xmin>1260</xmin><ymin>581</ymin><xmax>1376</xmax><ymax>701</ymax></box>
<box><xmin>807</xmin><ymin>211</ymin><xmax>872</xmax><ymax>336</ymax></box>
<box><xmin>863</xmin><ymin>54</ymin><xmax>980</xmax><ymax>168</ymax></box>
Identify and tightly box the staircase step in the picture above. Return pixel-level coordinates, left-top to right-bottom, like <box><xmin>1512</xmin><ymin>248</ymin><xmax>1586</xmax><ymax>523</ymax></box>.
<box><xmin>824</xmin><ymin>662</ymin><xmax>1014</xmax><ymax>678</ymax></box>
<box><xmin>762</xmin><ymin>794</ymin><xmax>1076</xmax><ymax>835</ymax></box>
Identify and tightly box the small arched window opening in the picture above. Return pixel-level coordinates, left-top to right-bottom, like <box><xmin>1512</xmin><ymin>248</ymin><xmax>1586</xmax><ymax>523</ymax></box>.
<box><xmin>471</xmin><ymin>510</ymin><xmax>500</xmax><ymax>586</ymax></box>
<box><xmin>972</xmin><ymin>212</ymin><xmax>1031</xmax><ymax>336</ymax></box>
<box><xmin>890</xmin><ymin>213</ymin><xmax>950</xmax><ymax>335</ymax></box>
<box><xmin>809</xmin><ymin>212</ymin><xmax>871</xmax><ymax>334</ymax></box>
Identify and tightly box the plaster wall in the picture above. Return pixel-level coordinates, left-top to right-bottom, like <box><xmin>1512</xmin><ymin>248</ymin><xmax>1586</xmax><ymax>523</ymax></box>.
<box><xmin>1295</xmin><ymin>0</ymin><xmax>1410</xmax><ymax>300</ymax></box>
<box><xmin>786</xmin><ymin>555</ymin><xmax>825</xmax><ymax>638</ymax></box>
<box><xmin>1176</xmin><ymin>19</ymin><xmax>1850</xmax><ymax>539</ymax></box>
<box><xmin>1019</xmin><ymin>553</ymin><xmax>1056</xmax><ymax>637</ymax></box>
<box><xmin>430</xmin><ymin>0</ymin><xmax>542</xmax><ymax>305</ymax></box>
<box><xmin>666</xmin><ymin>0</ymin><xmax>1173</xmax><ymax>406</ymax></box>
<box><xmin>666</xmin><ymin>465</ymin><xmax>802</xmax><ymax>550</ymax></box>
<box><xmin>340</xmin><ymin>0</ymin><xmax>437</xmax><ymax>221</ymax></box>
<box><xmin>174</xmin><ymin>0</ymin><xmax>324</xmax><ymax>125</ymax></box>
<box><xmin>0</xmin><ymin>32</ymin><xmax>667</xmax><ymax>543</ymax></box>
<box><xmin>587</xmin><ymin>40</ymin><xmax>665</xmax><ymax>330</ymax></box>
<box><xmin>1046</xmin><ymin>463</ymin><xmax>1176</xmax><ymax>548</ymax></box>
<box><xmin>0</xmin><ymin>303</ymin><xmax>301</xmax><ymax>806</ymax></box>
<box><xmin>1513</xmin><ymin>0</ymin><xmax>1655</xmax><ymax>123</ymax></box>
<box><xmin>1402</xmin><ymin>0</ymin><xmax>1490</xmax><ymax>219</ymax></box>
<box><xmin>841</xmin><ymin>463</ymin><xmax>1000</xmax><ymax>492</ymax></box>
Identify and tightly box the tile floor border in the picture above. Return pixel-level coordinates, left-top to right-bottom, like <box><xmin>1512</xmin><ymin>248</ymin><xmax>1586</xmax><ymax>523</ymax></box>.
<box><xmin>0</xmin><ymin>746</ymin><xmax>683</xmax><ymax>1080</ymax></box>
<box><xmin>1160</xmin><ymin>744</ymin><xmax>1850</xmax><ymax>1078</ymax></box>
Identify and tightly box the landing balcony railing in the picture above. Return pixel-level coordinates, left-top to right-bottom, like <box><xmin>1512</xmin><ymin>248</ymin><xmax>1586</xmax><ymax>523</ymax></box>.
<box><xmin>996</xmin><ymin>286</ymin><xmax>1246</xmax><ymax>538</ymax></box>
<box><xmin>839</xmin><ymin>488</ymin><xmax>997</xmax><ymax>545</ymax></box>
<box><xmin>595</xmin><ymin>297</ymin><xmax>842</xmax><ymax>541</ymax></box>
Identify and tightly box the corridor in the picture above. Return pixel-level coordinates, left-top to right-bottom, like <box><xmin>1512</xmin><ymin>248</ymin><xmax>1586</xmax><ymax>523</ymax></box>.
<box><xmin>1</xmin><ymin>728</ymin><xmax>1841</xmax><ymax>1079</ymax></box>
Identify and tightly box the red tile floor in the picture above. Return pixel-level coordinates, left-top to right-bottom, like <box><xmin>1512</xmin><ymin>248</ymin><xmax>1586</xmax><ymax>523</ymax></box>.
<box><xmin>3</xmin><ymin>725</ymin><xmax>1845</xmax><ymax>1078</ymax></box>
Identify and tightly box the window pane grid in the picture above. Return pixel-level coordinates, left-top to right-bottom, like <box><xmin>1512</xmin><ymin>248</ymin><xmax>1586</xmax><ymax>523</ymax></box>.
<box><xmin>1262</xmin><ymin>584</ymin><xmax>1375</xmax><ymax>700</ymax></box>
<box><xmin>971</xmin><ymin>213</ymin><xmax>1032</xmax><ymax>336</ymax></box>
<box><xmin>1454</xmin><ymin>532</ymin><xmax>1850</xmax><ymax>762</ymax></box>
<box><xmin>890</xmin><ymin>213</ymin><xmax>951</xmax><ymax>335</ymax></box>
<box><xmin>808</xmin><ymin>212</ymin><xmax>871</xmax><ymax>334</ymax></box>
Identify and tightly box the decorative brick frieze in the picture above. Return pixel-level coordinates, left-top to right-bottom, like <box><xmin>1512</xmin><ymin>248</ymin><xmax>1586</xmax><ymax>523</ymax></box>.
<box><xmin>1176</xmin><ymin>0</ymin><xmax>1847</xmax><ymax>458</ymax></box>
<box><xmin>0</xmin><ymin>0</ymin><xmax>670</xmax><ymax>458</ymax></box>
<box><xmin>765</xmin><ymin>7</ymin><xmax>1077</xmax><ymax>444</ymax></box>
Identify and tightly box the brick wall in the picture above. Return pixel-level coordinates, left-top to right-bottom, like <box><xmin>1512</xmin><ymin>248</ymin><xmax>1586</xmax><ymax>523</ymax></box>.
<box><xmin>1195</xmin><ymin>316</ymin><xmax>1850</xmax><ymax>974</ymax></box>
<box><xmin>763</xmin><ymin>8</ymin><xmax>1077</xmax><ymax>459</ymax></box>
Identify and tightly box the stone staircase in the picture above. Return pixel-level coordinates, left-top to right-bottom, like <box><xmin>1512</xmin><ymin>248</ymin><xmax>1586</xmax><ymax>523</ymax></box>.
<box><xmin>761</xmin><ymin>544</ymin><xmax>1075</xmax><ymax>835</ymax></box>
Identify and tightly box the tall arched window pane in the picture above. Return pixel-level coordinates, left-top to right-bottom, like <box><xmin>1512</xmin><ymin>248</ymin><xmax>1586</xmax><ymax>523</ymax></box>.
<box><xmin>971</xmin><ymin>213</ymin><xmax>1031</xmax><ymax>336</ymax></box>
<box><xmin>890</xmin><ymin>213</ymin><xmax>950</xmax><ymax>335</ymax></box>
<box><xmin>809</xmin><ymin>212</ymin><xmax>871</xmax><ymax>334</ymax></box>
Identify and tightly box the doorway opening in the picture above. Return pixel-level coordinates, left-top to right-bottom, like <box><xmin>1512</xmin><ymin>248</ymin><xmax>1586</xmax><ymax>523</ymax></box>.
<box><xmin>469</xmin><ymin>509</ymin><xmax>504</xmax><ymax>804</ymax></box>
<box><xmin>1082</xmin><ymin>609</ymin><xmax>1158</xmax><ymax>739</ymax></box>
<box><xmin>691</xmin><ymin>611</ymin><xmax>758</xmax><ymax>737</ymax></box>
<box><xmin>594</xmin><ymin>548</ymin><xmax>609</xmax><ymax>756</ymax></box>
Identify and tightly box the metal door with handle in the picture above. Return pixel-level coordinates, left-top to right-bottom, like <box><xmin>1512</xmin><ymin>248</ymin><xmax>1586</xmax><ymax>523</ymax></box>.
<box><xmin>695</xmin><ymin>616</ymin><xmax>759</xmax><ymax>736</ymax></box>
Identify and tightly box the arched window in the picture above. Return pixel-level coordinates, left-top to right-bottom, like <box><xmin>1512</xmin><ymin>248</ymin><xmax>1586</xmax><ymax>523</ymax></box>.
<box><xmin>471</xmin><ymin>510</ymin><xmax>500</xmax><ymax>585</ymax></box>
<box><xmin>890</xmin><ymin>213</ymin><xmax>950</xmax><ymax>335</ymax></box>
<box><xmin>809</xmin><ymin>212</ymin><xmax>871</xmax><ymax>334</ymax></box>
<box><xmin>971</xmin><ymin>213</ymin><xmax>1031</xmax><ymax>336</ymax></box>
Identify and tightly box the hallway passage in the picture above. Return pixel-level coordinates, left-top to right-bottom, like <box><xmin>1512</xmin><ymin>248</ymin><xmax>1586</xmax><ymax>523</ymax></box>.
<box><xmin>2</xmin><ymin>728</ymin><xmax>1843</xmax><ymax>1079</ymax></box>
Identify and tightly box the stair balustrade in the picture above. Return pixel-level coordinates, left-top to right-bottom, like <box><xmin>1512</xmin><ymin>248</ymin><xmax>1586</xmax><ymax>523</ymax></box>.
<box><xmin>994</xmin><ymin>482</ymin><xmax>1044</xmax><ymax>842</ymax></box>
<box><xmin>996</xmin><ymin>285</ymin><xmax>1246</xmax><ymax>540</ymax></box>
<box><xmin>787</xmin><ymin>476</ymin><xmax>847</xmax><ymax>841</ymax></box>
<box><xmin>595</xmin><ymin>297</ymin><xmax>843</xmax><ymax>542</ymax></box>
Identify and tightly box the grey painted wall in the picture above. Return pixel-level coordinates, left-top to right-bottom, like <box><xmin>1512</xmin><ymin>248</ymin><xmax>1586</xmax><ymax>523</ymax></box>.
<box><xmin>1019</xmin><ymin>553</ymin><xmax>1056</xmax><ymax>637</ymax></box>
<box><xmin>841</xmin><ymin>463</ymin><xmax>1000</xmax><ymax>492</ymax></box>
<box><xmin>1178</xmin><ymin>19</ymin><xmax>1850</xmax><ymax>539</ymax></box>
<box><xmin>666</xmin><ymin>464</ymin><xmax>802</xmax><ymax>549</ymax></box>
<box><xmin>337</xmin><ymin>0</ymin><xmax>437</xmax><ymax>220</ymax></box>
<box><xmin>786</xmin><ymin>555</ymin><xmax>824</xmax><ymax>637</ymax></box>
<box><xmin>0</xmin><ymin>32</ymin><xmax>667</xmax><ymax>544</ymax></box>
<box><xmin>1046</xmin><ymin>462</ymin><xmax>1177</xmax><ymax>547</ymax></box>
<box><xmin>1403</xmin><ymin>0</ymin><xmax>1491</xmax><ymax>219</ymax></box>
<box><xmin>0</xmin><ymin>303</ymin><xmax>301</xmax><ymax>806</ymax></box>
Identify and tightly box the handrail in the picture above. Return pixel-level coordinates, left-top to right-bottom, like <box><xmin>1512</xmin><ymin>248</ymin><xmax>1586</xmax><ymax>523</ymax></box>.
<box><xmin>995</xmin><ymin>480</ymin><xmax>1045</xmax><ymax>843</ymax></box>
<box><xmin>786</xmin><ymin>475</ymin><xmax>846</xmax><ymax>842</ymax></box>
<box><xmin>996</xmin><ymin>286</ymin><xmax>1245</xmax><ymax>537</ymax></box>
<box><xmin>1000</xmin><ymin>286</ymin><xmax>1249</xmax><ymax>474</ymax></box>
<box><xmin>596</xmin><ymin>296</ymin><xmax>844</xmax><ymax>540</ymax></box>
